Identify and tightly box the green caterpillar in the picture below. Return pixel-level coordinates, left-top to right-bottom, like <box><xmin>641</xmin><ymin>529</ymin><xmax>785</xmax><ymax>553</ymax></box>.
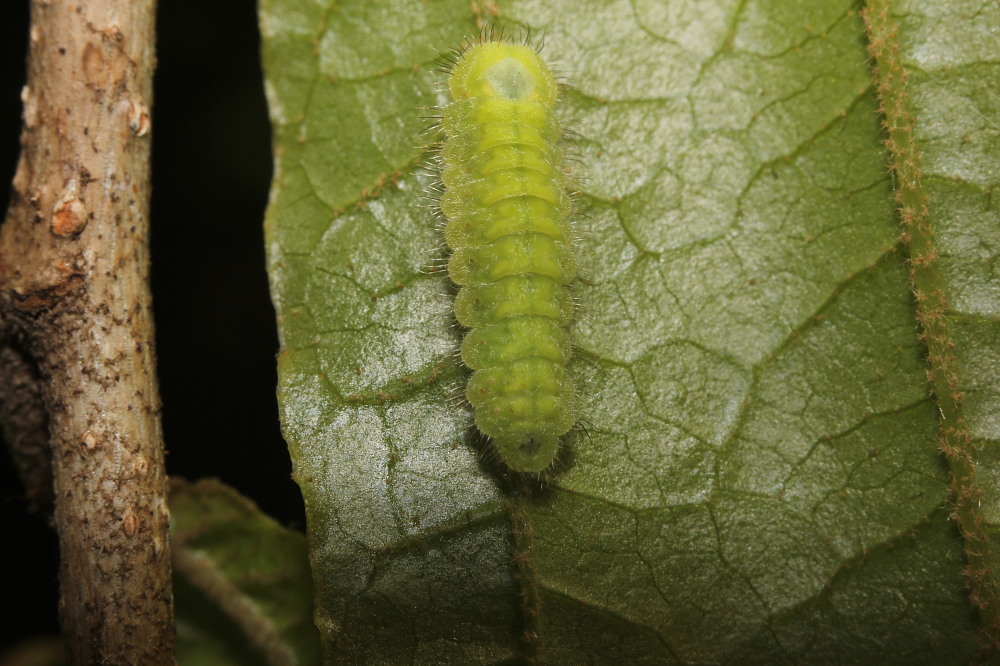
<box><xmin>436</xmin><ymin>34</ymin><xmax>577</xmax><ymax>473</ymax></box>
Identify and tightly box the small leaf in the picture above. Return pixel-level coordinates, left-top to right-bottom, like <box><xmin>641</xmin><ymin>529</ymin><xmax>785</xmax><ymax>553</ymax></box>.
<box><xmin>171</xmin><ymin>478</ymin><xmax>320</xmax><ymax>666</ymax></box>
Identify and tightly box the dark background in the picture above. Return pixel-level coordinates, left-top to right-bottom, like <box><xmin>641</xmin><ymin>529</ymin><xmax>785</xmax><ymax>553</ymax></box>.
<box><xmin>0</xmin><ymin>1</ymin><xmax>305</xmax><ymax>650</ymax></box>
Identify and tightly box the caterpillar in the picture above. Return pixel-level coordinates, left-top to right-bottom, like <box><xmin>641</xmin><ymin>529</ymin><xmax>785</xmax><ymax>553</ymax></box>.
<box><xmin>434</xmin><ymin>31</ymin><xmax>578</xmax><ymax>473</ymax></box>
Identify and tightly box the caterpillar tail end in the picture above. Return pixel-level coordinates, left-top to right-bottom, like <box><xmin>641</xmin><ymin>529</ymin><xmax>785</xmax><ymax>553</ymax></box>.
<box><xmin>492</xmin><ymin>433</ymin><xmax>560</xmax><ymax>473</ymax></box>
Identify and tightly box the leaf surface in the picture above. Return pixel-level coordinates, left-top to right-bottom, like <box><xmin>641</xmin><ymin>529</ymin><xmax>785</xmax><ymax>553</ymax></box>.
<box><xmin>260</xmin><ymin>0</ymin><xmax>998</xmax><ymax>662</ymax></box>
<box><xmin>171</xmin><ymin>478</ymin><xmax>321</xmax><ymax>666</ymax></box>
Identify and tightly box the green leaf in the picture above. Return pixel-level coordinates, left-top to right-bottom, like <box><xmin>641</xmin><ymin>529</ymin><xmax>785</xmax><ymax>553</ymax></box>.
<box><xmin>171</xmin><ymin>478</ymin><xmax>321</xmax><ymax>666</ymax></box>
<box><xmin>260</xmin><ymin>0</ymin><xmax>998</xmax><ymax>662</ymax></box>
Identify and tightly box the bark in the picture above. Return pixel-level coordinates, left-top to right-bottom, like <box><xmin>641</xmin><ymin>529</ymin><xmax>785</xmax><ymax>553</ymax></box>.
<box><xmin>0</xmin><ymin>1</ymin><xmax>174</xmax><ymax>663</ymax></box>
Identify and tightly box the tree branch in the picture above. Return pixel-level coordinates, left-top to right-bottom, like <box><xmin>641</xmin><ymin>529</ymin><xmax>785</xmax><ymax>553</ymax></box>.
<box><xmin>0</xmin><ymin>1</ymin><xmax>174</xmax><ymax>663</ymax></box>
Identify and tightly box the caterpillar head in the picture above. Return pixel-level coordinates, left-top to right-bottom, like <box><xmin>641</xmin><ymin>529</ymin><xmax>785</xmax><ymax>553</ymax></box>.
<box><xmin>448</xmin><ymin>42</ymin><xmax>557</xmax><ymax>108</ymax></box>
